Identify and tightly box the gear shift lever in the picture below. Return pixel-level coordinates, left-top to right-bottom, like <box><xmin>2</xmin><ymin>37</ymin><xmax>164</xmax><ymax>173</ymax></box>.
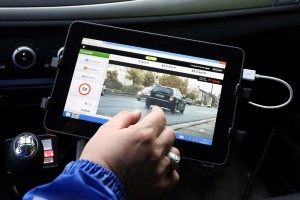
<box><xmin>8</xmin><ymin>132</ymin><xmax>44</xmax><ymax>195</ymax></box>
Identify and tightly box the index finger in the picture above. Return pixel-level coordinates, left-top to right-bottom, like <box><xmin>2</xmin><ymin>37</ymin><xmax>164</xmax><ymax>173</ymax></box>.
<box><xmin>104</xmin><ymin>110</ymin><xmax>141</xmax><ymax>129</ymax></box>
<box><xmin>137</xmin><ymin>106</ymin><xmax>166</xmax><ymax>138</ymax></box>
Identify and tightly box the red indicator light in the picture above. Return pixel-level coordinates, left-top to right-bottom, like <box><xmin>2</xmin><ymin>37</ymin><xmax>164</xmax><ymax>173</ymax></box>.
<box><xmin>44</xmin><ymin>150</ymin><xmax>54</xmax><ymax>158</ymax></box>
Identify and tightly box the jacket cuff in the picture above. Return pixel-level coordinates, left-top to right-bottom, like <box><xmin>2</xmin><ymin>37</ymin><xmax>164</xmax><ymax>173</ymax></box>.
<box><xmin>64</xmin><ymin>159</ymin><xmax>126</xmax><ymax>200</ymax></box>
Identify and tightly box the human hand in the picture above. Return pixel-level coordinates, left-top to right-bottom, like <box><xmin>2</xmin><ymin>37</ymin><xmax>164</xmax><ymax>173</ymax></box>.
<box><xmin>80</xmin><ymin>106</ymin><xmax>180</xmax><ymax>199</ymax></box>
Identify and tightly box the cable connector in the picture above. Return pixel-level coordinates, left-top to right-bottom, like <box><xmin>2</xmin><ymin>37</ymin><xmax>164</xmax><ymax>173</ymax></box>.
<box><xmin>242</xmin><ymin>69</ymin><xmax>256</xmax><ymax>81</ymax></box>
<box><xmin>235</xmin><ymin>84</ymin><xmax>252</xmax><ymax>101</ymax></box>
<box><xmin>241</xmin><ymin>68</ymin><xmax>293</xmax><ymax>109</ymax></box>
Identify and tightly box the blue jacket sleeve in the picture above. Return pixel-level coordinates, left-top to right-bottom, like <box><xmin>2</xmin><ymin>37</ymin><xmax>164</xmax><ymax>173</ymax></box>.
<box><xmin>23</xmin><ymin>160</ymin><xmax>126</xmax><ymax>200</ymax></box>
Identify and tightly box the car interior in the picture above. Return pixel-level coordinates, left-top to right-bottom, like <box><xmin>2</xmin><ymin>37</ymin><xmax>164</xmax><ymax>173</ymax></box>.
<box><xmin>1</xmin><ymin>0</ymin><xmax>300</xmax><ymax>199</ymax></box>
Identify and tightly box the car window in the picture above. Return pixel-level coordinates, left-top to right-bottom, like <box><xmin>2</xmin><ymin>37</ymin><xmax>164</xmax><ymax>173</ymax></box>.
<box><xmin>146</xmin><ymin>87</ymin><xmax>153</xmax><ymax>91</ymax></box>
<box><xmin>154</xmin><ymin>87</ymin><xmax>173</xmax><ymax>95</ymax></box>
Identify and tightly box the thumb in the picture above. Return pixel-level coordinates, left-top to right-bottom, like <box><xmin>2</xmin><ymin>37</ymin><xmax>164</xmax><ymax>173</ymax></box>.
<box><xmin>107</xmin><ymin>110</ymin><xmax>141</xmax><ymax>129</ymax></box>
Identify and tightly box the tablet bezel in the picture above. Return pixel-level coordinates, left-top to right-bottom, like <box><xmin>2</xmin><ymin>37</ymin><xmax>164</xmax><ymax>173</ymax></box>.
<box><xmin>44</xmin><ymin>21</ymin><xmax>244</xmax><ymax>165</ymax></box>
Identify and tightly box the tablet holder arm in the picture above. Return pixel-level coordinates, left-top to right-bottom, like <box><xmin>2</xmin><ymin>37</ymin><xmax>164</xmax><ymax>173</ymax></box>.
<box><xmin>226</xmin><ymin>84</ymin><xmax>250</xmax><ymax>144</ymax></box>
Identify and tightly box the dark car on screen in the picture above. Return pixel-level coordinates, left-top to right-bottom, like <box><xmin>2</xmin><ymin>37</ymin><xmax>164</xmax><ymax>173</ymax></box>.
<box><xmin>137</xmin><ymin>86</ymin><xmax>153</xmax><ymax>101</ymax></box>
<box><xmin>145</xmin><ymin>85</ymin><xmax>186</xmax><ymax>113</ymax></box>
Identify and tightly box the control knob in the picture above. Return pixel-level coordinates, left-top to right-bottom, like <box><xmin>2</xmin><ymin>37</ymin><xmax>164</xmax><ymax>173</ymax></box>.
<box><xmin>12</xmin><ymin>46</ymin><xmax>37</xmax><ymax>69</ymax></box>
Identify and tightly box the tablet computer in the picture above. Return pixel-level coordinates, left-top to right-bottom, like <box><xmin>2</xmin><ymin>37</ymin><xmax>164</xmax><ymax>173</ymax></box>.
<box><xmin>44</xmin><ymin>21</ymin><xmax>244</xmax><ymax>165</ymax></box>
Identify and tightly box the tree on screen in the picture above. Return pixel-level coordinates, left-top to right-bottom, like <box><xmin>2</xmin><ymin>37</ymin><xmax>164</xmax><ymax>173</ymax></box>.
<box><xmin>159</xmin><ymin>75</ymin><xmax>188</xmax><ymax>95</ymax></box>
<box><xmin>126</xmin><ymin>69</ymin><xmax>144</xmax><ymax>85</ymax></box>
<box><xmin>143</xmin><ymin>71</ymin><xmax>156</xmax><ymax>87</ymax></box>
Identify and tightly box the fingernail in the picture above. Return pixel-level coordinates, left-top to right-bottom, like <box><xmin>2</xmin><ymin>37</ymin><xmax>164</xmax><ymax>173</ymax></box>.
<box><xmin>132</xmin><ymin>109</ymin><xmax>141</xmax><ymax>115</ymax></box>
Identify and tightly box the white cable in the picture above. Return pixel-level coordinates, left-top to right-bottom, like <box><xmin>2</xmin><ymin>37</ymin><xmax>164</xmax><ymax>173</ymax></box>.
<box><xmin>247</xmin><ymin>74</ymin><xmax>293</xmax><ymax>109</ymax></box>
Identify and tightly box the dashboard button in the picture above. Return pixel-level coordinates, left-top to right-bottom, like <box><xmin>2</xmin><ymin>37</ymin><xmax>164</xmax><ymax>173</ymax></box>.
<box><xmin>12</xmin><ymin>46</ymin><xmax>36</xmax><ymax>69</ymax></box>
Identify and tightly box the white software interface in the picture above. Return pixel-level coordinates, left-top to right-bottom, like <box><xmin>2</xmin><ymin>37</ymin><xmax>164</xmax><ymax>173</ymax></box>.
<box><xmin>63</xmin><ymin>38</ymin><xmax>226</xmax><ymax>145</ymax></box>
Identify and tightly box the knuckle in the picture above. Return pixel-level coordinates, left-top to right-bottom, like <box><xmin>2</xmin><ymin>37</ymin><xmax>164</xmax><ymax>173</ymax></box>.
<box><xmin>150</xmin><ymin>148</ymin><xmax>162</xmax><ymax>162</ymax></box>
<box><xmin>136</xmin><ymin>125</ymin><xmax>159</xmax><ymax>143</ymax></box>
<box><xmin>163</xmin><ymin>127</ymin><xmax>175</xmax><ymax>144</ymax></box>
<box><xmin>166</xmin><ymin>127</ymin><xmax>175</xmax><ymax>137</ymax></box>
<box><xmin>139</xmin><ymin>127</ymin><xmax>155</xmax><ymax>143</ymax></box>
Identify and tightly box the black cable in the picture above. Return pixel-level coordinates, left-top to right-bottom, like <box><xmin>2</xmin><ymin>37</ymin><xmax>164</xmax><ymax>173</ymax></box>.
<box><xmin>241</xmin><ymin>125</ymin><xmax>276</xmax><ymax>200</ymax></box>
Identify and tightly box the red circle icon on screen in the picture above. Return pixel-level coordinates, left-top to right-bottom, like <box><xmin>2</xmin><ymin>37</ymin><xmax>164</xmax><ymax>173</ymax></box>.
<box><xmin>78</xmin><ymin>83</ymin><xmax>91</xmax><ymax>96</ymax></box>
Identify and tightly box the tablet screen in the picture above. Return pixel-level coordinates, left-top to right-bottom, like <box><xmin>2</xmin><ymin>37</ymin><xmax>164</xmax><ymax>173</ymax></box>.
<box><xmin>62</xmin><ymin>37</ymin><xmax>226</xmax><ymax>146</ymax></box>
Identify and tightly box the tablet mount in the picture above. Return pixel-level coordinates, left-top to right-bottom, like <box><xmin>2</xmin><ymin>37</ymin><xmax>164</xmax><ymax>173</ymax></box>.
<box><xmin>228</xmin><ymin>69</ymin><xmax>294</xmax><ymax>144</ymax></box>
<box><xmin>227</xmin><ymin>84</ymin><xmax>250</xmax><ymax>144</ymax></box>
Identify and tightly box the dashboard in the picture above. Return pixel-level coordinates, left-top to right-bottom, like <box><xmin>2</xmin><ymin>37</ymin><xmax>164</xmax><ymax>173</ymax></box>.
<box><xmin>1</xmin><ymin>0</ymin><xmax>300</xmax><ymax>199</ymax></box>
<box><xmin>1</xmin><ymin>3</ymin><xmax>300</xmax><ymax>107</ymax></box>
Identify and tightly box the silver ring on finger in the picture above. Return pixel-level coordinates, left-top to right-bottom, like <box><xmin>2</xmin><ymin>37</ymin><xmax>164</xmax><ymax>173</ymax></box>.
<box><xmin>166</xmin><ymin>151</ymin><xmax>180</xmax><ymax>170</ymax></box>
